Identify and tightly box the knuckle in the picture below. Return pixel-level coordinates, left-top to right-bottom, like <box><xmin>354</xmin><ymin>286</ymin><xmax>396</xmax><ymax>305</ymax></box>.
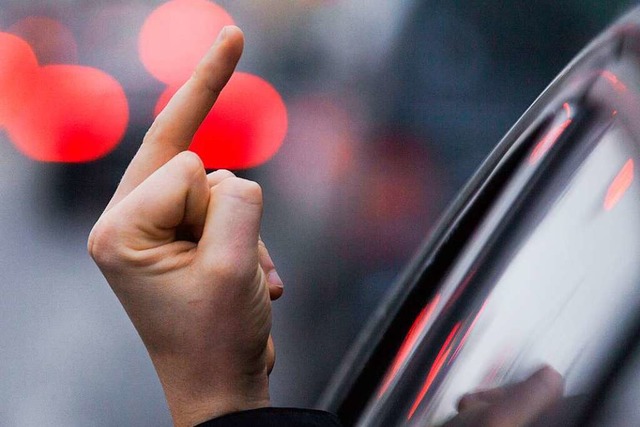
<box><xmin>208</xmin><ymin>168</ymin><xmax>235</xmax><ymax>182</ymax></box>
<box><xmin>215</xmin><ymin>177</ymin><xmax>263</xmax><ymax>206</ymax></box>
<box><xmin>206</xmin><ymin>254</ymin><xmax>250</xmax><ymax>284</ymax></box>
<box><xmin>87</xmin><ymin>216</ymin><xmax>121</xmax><ymax>268</ymax></box>
<box><xmin>208</xmin><ymin>258</ymin><xmax>236</xmax><ymax>282</ymax></box>
<box><xmin>88</xmin><ymin>216</ymin><xmax>155</xmax><ymax>271</ymax></box>
<box><xmin>215</xmin><ymin>169</ymin><xmax>235</xmax><ymax>177</ymax></box>
<box><xmin>173</xmin><ymin>151</ymin><xmax>204</xmax><ymax>176</ymax></box>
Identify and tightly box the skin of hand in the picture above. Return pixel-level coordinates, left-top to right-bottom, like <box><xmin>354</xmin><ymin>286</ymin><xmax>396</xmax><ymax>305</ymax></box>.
<box><xmin>441</xmin><ymin>366</ymin><xmax>564</xmax><ymax>427</ymax></box>
<box><xmin>87</xmin><ymin>26</ymin><xmax>284</xmax><ymax>427</ymax></box>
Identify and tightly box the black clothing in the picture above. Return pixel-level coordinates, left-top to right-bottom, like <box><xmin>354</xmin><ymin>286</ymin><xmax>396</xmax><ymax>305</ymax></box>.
<box><xmin>196</xmin><ymin>408</ymin><xmax>343</xmax><ymax>427</ymax></box>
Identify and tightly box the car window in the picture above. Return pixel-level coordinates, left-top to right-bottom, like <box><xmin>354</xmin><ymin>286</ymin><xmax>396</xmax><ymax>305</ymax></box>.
<box><xmin>353</xmin><ymin>10</ymin><xmax>640</xmax><ymax>426</ymax></box>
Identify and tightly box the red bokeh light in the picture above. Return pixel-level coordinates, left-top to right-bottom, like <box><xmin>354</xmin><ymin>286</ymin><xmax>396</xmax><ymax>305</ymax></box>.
<box><xmin>0</xmin><ymin>33</ymin><xmax>38</xmax><ymax>127</ymax></box>
<box><xmin>7</xmin><ymin>65</ymin><xmax>129</xmax><ymax>163</ymax></box>
<box><xmin>8</xmin><ymin>17</ymin><xmax>79</xmax><ymax>65</ymax></box>
<box><xmin>139</xmin><ymin>0</ymin><xmax>235</xmax><ymax>85</ymax></box>
<box><xmin>155</xmin><ymin>72</ymin><xmax>287</xmax><ymax>169</ymax></box>
<box><xmin>140</xmin><ymin>1</ymin><xmax>288</xmax><ymax>169</ymax></box>
<box><xmin>0</xmin><ymin>32</ymin><xmax>129</xmax><ymax>163</ymax></box>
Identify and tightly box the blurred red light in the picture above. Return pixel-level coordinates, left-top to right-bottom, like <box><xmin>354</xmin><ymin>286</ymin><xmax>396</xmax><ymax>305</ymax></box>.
<box><xmin>604</xmin><ymin>159</ymin><xmax>634</xmax><ymax>211</ymax></box>
<box><xmin>155</xmin><ymin>72</ymin><xmax>287</xmax><ymax>169</ymax></box>
<box><xmin>141</xmin><ymin>1</ymin><xmax>287</xmax><ymax>169</ymax></box>
<box><xmin>7</xmin><ymin>65</ymin><xmax>129</xmax><ymax>163</ymax></box>
<box><xmin>139</xmin><ymin>0</ymin><xmax>235</xmax><ymax>85</ymax></box>
<box><xmin>0</xmin><ymin>33</ymin><xmax>38</xmax><ymax>127</ymax></box>
<box><xmin>0</xmin><ymin>32</ymin><xmax>129</xmax><ymax>163</ymax></box>
<box><xmin>8</xmin><ymin>17</ymin><xmax>78</xmax><ymax>65</ymax></box>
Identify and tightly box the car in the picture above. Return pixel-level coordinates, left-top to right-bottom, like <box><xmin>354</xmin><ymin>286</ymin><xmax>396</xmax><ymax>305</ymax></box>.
<box><xmin>320</xmin><ymin>6</ymin><xmax>640</xmax><ymax>426</ymax></box>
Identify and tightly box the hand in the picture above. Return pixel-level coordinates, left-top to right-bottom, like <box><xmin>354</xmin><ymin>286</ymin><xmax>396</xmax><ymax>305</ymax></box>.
<box><xmin>88</xmin><ymin>26</ymin><xmax>284</xmax><ymax>427</ymax></box>
<box><xmin>441</xmin><ymin>366</ymin><xmax>564</xmax><ymax>427</ymax></box>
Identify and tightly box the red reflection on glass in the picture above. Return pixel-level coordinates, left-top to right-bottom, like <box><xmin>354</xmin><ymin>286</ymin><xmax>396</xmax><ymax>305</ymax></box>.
<box><xmin>529</xmin><ymin>103</ymin><xmax>573</xmax><ymax>165</ymax></box>
<box><xmin>0</xmin><ymin>32</ymin><xmax>129</xmax><ymax>162</ymax></box>
<box><xmin>378</xmin><ymin>295</ymin><xmax>442</xmax><ymax>398</ymax></box>
<box><xmin>601</xmin><ymin>70</ymin><xmax>628</xmax><ymax>92</ymax></box>
<box><xmin>155</xmin><ymin>72</ymin><xmax>287</xmax><ymax>169</ymax></box>
<box><xmin>139</xmin><ymin>0</ymin><xmax>234</xmax><ymax>85</ymax></box>
<box><xmin>604</xmin><ymin>159</ymin><xmax>634</xmax><ymax>211</ymax></box>
<box><xmin>408</xmin><ymin>323</ymin><xmax>462</xmax><ymax>420</ymax></box>
<box><xmin>451</xmin><ymin>302</ymin><xmax>487</xmax><ymax>360</ymax></box>
<box><xmin>8</xmin><ymin>17</ymin><xmax>78</xmax><ymax>65</ymax></box>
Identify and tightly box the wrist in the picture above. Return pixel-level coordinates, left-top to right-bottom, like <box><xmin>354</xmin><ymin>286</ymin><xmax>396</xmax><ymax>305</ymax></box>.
<box><xmin>157</xmin><ymin>366</ymin><xmax>271</xmax><ymax>427</ymax></box>
<box><xmin>169</xmin><ymin>395</ymin><xmax>271</xmax><ymax>427</ymax></box>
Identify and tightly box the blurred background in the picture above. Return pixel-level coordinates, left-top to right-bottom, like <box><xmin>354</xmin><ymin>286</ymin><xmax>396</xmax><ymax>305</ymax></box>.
<box><xmin>0</xmin><ymin>0</ymin><xmax>636</xmax><ymax>425</ymax></box>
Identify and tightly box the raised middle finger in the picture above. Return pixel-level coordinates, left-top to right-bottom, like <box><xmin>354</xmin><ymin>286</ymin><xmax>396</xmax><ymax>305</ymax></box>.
<box><xmin>105</xmin><ymin>26</ymin><xmax>244</xmax><ymax>211</ymax></box>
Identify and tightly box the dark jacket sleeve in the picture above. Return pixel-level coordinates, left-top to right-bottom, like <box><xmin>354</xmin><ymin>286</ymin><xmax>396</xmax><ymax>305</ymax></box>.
<box><xmin>195</xmin><ymin>407</ymin><xmax>343</xmax><ymax>427</ymax></box>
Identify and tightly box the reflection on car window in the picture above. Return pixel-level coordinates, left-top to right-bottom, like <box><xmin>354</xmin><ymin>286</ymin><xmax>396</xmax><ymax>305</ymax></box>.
<box><xmin>360</xmin><ymin>52</ymin><xmax>640</xmax><ymax>425</ymax></box>
<box><xmin>418</xmin><ymin>121</ymin><xmax>640</xmax><ymax>425</ymax></box>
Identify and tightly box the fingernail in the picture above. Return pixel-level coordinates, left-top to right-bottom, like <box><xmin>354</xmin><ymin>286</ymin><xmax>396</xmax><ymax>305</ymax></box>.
<box><xmin>216</xmin><ymin>26</ymin><xmax>229</xmax><ymax>43</ymax></box>
<box><xmin>268</xmin><ymin>270</ymin><xmax>283</xmax><ymax>288</ymax></box>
